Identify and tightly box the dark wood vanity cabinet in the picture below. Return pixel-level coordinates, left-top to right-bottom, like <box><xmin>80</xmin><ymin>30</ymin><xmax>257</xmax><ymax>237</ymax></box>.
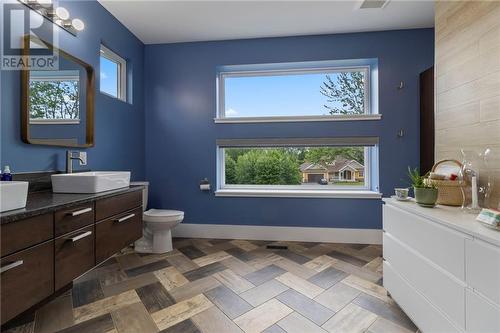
<box><xmin>55</xmin><ymin>225</ymin><xmax>95</xmax><ymax>290</ymax></box>
<box><xmin>1</xmin><ymin>213</ymin><xmax>53</xmax><ymax>256</ymax></box>
<box><xmin>96</xmin><ymin>207</ymin><xmax>143</xmax><ymax>264</ymax></box>
<box><xmin>54</xmin><ymin>202</ymin><xmax>95</xmax><ymax>236</ymax></box>
<box><xmin>95</xmin><ymin>190</ymin><xmax>142</xmax><ymax>221</ymax></box>
<box><xmin>1</xmin><ymin>240</ymin><xmax>54</xmax><ymax>324</ymax></box>
<box><xmin>0</xmin><ymin>188</ymin><xmax>143</xmax><ymax>325</ymax></box>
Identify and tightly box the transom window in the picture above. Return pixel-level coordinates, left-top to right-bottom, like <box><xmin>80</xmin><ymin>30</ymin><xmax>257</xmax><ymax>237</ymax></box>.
<box><xmin>216</xmin><ymin>59</ymin><xmax>378</xmax><ymax>123</ymax></box>
<box><xmin>100</xmin><ymin>44</ymin><xmax>127</xmax><ymax>102</ymax></box>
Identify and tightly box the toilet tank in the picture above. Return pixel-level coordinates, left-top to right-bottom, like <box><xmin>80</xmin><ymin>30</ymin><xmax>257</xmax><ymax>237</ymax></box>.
<box><xmin>130</xmin><ymin>181</ymin><xmax>149</xmax><ymax>211</ymax></box>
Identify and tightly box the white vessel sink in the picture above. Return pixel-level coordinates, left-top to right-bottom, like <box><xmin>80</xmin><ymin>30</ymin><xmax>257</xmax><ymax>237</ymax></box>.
<box><xmin>0</xmin><ymin>181</ymin><xmax>29</xmax><ymax>212</ymax></box>
<box><xmin>51</xmin><ymin>171</ymin><xmax>131</xmax><ymax>194</ymax></box>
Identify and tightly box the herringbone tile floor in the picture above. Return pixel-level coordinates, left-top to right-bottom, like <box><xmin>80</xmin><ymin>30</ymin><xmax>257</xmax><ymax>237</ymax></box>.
<box><xmin>4</xmin><ymin>238</ymin><xmax>418</xmax><ymax>333</ymax></box>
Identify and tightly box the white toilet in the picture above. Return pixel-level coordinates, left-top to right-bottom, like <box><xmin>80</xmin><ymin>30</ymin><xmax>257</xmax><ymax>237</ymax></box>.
<box><xmin>131</xmin><ymin>182</ymin><xmax>184</xmax><ymax>254</ymax></box>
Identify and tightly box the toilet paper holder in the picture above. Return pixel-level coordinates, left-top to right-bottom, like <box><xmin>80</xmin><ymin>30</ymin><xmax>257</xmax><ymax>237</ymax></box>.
<box><xmin>200</xmin><ymin>178</ymin><xmax>210</xmax><ymax>191</ymax></box>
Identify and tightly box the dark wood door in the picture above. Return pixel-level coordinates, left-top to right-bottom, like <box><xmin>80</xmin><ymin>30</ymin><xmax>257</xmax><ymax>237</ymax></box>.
<box><xmin>420</xmin><ymin>66</ymin><xmax>435</xmax><ymax>175</ymax></box>
<box><xmin>1</xmin><ymin>240</ymin><xmax>54</xmax><ymax>324</ymax></box>
<box><xmin>1</xmin><ymin>213</ymin><xmax>53</xmax><ymax>257</ymax></box>
<box><xmin>96</xmin><ymin>207</ymin><xmax>143</xmax><ymax>264</ymax></box>
<box><xmin>54</xmin><ymin>203</ymin><xmax>94</xmax><ymax>237</ymax></box>
<box><xmin>55</xmin><ymin>225</ymin><xmax>95</xmax><ymax>290</ymax></box>
<box><xmin>95</xmin><ymin>191</ymin><xmax>142</xmax><ymax>221</ymax></box>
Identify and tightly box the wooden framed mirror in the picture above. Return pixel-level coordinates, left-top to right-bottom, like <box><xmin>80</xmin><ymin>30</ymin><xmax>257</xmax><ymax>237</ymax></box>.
<box><xmin>21</xmin><ymin>35</ymin><xmax>95</xmax><ymax>147</ymax></box>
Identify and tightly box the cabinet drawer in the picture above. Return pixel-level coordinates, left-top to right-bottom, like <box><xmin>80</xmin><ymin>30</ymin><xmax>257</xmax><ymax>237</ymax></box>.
<box><xmin>55</xmin><ymin>225</ymin><xmax>95</xmax><ymax>290</ymax></box>
<box><xmin>95</xmin><ymin>191</ymin><xmax>142</xmax><ymax>221</ymax></box>
<box><xmin>1</xmin><ymin>213</ymin><xmax>53</xmax><ymax>257</ymax></box>
<box><xmin>1</xmin><ymin>240</ymin><xmax>54</xmax><ymax>324</ymax></box>
<box><xmin>465</xmin><ymin>238</ymin><xmax>500</xmax><ymax>306</ymax></box>
<box><xmin>384</xmin><ymin>232</ymin><xmax>466</xmax><ymax>329</ymax></box>
<box><xmin>55</xmin><ymin>203</ymin><xmax>94</xmax><ymax>237</ymax></box>
<box><xmin>383</xmin><ymin>261</ymin><xmax>460</xmax><ymax>333</ymax></box>
<box><xmin>383</xmin><ymin>204</ymin><xmax>468</xmax><ymax>281</ymax></box>
<box><xmin>466</xmin><ymin>289</ymin><xmax>500</xmax><ymax>333</ymax></box>
<box><xmin>96</xmin><ymin>207</ymin><xmax>142</xmax><ymax>264</ymax></box>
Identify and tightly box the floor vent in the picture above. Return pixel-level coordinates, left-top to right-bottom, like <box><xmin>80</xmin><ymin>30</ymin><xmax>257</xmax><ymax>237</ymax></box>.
<box><xmin>266</xmin><ymin>245</ymin><xmax>288</xmax><ymax>250</ymax></box>
<box><xmin>358</xmin><ymin>0</ymin><xmax>390</xmax><ymax>9</ymax></box>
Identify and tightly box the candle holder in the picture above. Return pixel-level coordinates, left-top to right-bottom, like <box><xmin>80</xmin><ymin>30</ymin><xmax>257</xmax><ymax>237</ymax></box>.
<box><xmin>460</xmin><ymin>148</ymin><xmax>493</xmax><ymax>213</ymax></box>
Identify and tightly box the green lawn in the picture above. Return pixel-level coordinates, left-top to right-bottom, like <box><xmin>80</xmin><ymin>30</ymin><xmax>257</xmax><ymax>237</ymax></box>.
<box><xmin>330</xmin><ymin>181</ymin><xmax>364</xmax><ymax>186</ymax></box>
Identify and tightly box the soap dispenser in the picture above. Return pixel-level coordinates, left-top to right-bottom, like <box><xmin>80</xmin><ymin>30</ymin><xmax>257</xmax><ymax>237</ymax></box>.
<box><xmin>1</xmin><ymin>165</ymin><xmax>12</xmax><ymax>181</ymax></box>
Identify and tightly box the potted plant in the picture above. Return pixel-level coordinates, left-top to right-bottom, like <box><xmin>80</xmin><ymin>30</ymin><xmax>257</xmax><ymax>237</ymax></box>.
<box><xmin>408</xmin><ymin>167</ymin><xmax>438</xmax><ymax>207</ymax></box>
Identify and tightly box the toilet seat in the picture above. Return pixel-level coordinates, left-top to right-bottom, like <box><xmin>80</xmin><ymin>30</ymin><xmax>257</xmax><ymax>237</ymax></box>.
<box><xmin>143</xmin><ymin>209</ymin><xmax>184</xmax><ymax>223</ymax></box>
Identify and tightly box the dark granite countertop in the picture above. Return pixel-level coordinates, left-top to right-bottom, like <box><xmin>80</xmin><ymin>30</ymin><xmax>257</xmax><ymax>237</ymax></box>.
<box><xmin>1</xmin><ymin>185</ymin><xmax>144</xmax><ymax>224</ymax></box>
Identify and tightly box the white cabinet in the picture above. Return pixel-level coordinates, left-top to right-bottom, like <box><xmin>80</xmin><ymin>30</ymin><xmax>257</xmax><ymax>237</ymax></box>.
<box><xmin>383</xmin><ymin>204</ymin><xmax>467</xmax><ymax>280</ymax></box>
<box><xmin>466</xmin><ymin>289</ymin><xmax>500</xmax><ymax>333</ymax></box>
<box><xmin>384</xmin><ymin>233</ymin><xmax>466</xmax><ymax>329</ymax></box>
<box><xmin>465</xmin><ymin>239</ymin><xmax>500</xmax><ymax>305</ymax></box>
<box><xmin>384</xmin><ymin>261</ymin><xmax>460</xmax><ymax>333</ymax></box>
<box><xmin>383</xmin><ymin>199</ymin><xmax>500</xmax><ymax>333</ymax></box>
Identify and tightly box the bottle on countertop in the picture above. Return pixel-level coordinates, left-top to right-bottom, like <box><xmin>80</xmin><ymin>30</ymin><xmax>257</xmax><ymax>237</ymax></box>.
<box><xmin>1</xmin><ymin>165</ymin><xmax>12</xmax><ymax>181</ymax></box>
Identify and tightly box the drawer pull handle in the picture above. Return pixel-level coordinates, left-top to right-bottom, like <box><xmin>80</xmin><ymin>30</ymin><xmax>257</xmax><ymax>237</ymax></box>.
<box><xmin>69</xmin><ymin>207</ymin><xmax>92</xmax><ymax>217</ymax></box>
<box><xmin>68</xmin><ymin>231</ymin><xmax>92</xmax><ymax>242</ymax></box>
<box><xmin>116</xmin><ymin>213</ymin><xmax>135</xmax><ymax>223</ymax></box>
<box><xmin>1</xmin><ymin>260</ymin><xmax>24</xmax><ymax>274</ymax></box>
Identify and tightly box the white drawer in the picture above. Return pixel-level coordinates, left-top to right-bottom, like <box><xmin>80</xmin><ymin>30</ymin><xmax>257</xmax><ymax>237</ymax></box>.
<box><xmin>465</xmin><ymin>239</ymin><xmax>500</xmax><ymax>306</ymax></box>
<box><xmin>383</xmin><ymin>261</ymin><xmax>462</xmax><ymax>333</ymax></box>
<box><xmin>384</xmin><ymin>233</ymin><xmax>466</xmax><ymax>329</ymax></box>
<box><xmin>383</xmin><ymin>204</ymin><xmax>468</xmax><ymax>281</ymax></box>
<box><xmin>466</xmin><ymin>289</ymin><xmax>500</xmax><ymax>333</ymax></box>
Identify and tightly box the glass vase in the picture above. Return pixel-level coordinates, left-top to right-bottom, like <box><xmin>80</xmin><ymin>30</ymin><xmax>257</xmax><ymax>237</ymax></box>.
<box><xmin>460</xmin><ymin>148</ymin><xmax>494</xmax><ymax>213</ymax></box>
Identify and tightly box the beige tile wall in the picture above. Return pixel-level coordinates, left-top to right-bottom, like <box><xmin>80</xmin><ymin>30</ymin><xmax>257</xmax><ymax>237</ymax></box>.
<box><xmin>435</xmin><ymin>1</ymin><xmax>500</xmax><ymax>209</ymax></box>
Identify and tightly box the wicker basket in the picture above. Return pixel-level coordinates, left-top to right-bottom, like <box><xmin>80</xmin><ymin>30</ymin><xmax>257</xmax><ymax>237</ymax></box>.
<box><xmin>425</xmin><ymin>159</ymin><xmax>465</xmax><ymax>206</ymax></box>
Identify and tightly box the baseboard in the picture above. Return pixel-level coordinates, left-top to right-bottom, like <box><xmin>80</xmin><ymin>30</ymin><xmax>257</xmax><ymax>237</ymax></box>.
<box><xmin>173</xmin><ymin>224</ymin><xmax>382</xmax><ymax>245</ymax></box>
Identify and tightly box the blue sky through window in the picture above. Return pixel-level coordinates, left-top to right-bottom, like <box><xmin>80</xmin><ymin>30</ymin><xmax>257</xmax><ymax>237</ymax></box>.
<box><xmin>224</xmin><ymin>72</ymin><xmax>341</xmax><ymax>117</ymax></box>
<box><xmin>100</xmin><ymin>56</ymin><xmax>118</xmax><ymax>97</ymax></box>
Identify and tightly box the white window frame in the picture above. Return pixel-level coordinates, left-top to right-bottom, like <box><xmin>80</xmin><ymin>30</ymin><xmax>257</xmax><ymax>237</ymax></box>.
<box><xmin>216</xmin><ymin>64</ymin><xmax>380</xmax><ymax>123</ymax></box>
<box><xmin>29</xmin><ymin>72</ymin><xmax>81</xmax><ymax>125</ymax></box>
<box><xmin>99</xmin><ymin>44</ymin><xmax>127</xmax><ymax>102</ymax></box>
<box><xmin>215</xmin><ymin>138</ymin><xmax>380</xmax><ymax>199</ymax></box>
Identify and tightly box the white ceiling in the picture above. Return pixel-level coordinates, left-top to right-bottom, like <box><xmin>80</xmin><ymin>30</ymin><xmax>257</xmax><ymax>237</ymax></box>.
<box><xmin>98</xmin><ymin>0</ymin><xmax>435</xmax><ymax>45</ymax></box>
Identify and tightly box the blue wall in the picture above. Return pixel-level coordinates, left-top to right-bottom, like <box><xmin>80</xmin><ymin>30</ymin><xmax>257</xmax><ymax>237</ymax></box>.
<box><xmin>144</xmin><ymin>29</ymin><xmax>434</xmax><ymax>229</ymax></box>
<box><xmin>1</xmin><ymin>1</ymin><xmax>145</xmax><ymax>179</ymax></box>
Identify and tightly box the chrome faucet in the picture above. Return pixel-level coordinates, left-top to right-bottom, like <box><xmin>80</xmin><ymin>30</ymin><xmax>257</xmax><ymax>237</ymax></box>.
<box><xmin>66</xmin><ymin>151</ymin><xmax>85</xmax><ymax>174</ymax></box>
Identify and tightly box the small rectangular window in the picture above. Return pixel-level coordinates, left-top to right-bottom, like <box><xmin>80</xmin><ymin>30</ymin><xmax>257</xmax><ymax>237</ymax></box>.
<box><xmin>100</xmin><ymin>45</ymin><xmax>126</xmax><ymax>101</ymax></box>
<box><xmin>216</xmin><ymin>138</ymin><xmax>379</xmax><ymax>198</ymax></box>
<box><xmin>216</xmin><ymin>60</ymin><xmax>378</xmax><ymax>123</ymax></box>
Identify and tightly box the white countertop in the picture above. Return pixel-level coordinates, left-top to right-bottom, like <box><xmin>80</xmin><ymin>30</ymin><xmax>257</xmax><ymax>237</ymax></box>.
<box><xmin>383</xmin><ymin>197</ymin><xmax>500</xmax><ymax>247</ymax></box>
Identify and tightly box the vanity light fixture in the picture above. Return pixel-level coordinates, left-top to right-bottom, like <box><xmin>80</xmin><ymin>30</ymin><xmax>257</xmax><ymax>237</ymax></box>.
<box><xmin>37</xmin><ymin>0</ymin><xmax>53</xmax><ymax>7</ymax></box>
<box><xmin>17</xmin><ymin>0</ymin><xmax>85</xmax><ymax>36</ymax></box>
<box><xmin>71</xmin><ymin>18</ymin><xmax>85</xmax><ymax>31</ymax></box>
<box><xmin>55</xmin><ymin>6</ymin><xmax>69</xmax><ymax>20</ymax></box>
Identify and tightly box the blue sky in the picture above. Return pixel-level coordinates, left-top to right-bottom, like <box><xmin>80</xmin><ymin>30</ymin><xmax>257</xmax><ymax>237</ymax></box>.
<box><xmin>224</xmin><ymin>73</ymin><xmax>339</xmax><ymax>117</ymax></box>
<box><xmin>100</xmin><ymin>57</ymin><xmax>118</xmax><ymax>97</ymax></box>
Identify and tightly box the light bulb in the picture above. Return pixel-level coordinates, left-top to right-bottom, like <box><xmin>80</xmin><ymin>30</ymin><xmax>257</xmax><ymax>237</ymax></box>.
<box><xmin>71</xmin><ymin>18</ymin><xmax>84</xmax><ymax>31</ymax></box>
<box><xmin>55</xmin><ymin>7</ymin><xmax>69</xmax><ymax>20</ymax></box>
<box><xmin>54</xmin><ymin>19</ymin><xmax>63</xmax><ymax>26</ymax></box>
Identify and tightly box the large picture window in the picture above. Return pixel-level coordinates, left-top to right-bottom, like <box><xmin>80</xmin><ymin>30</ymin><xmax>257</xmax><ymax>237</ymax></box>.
<box><xmin>216</xmin><ymin>60</ymin><xmax>378</xmax><ymax>123</ymax></box>
<box><xmin>216</xmin><ymin>138</ymin><xmax>379</xmax><ymax>198</ymax></box>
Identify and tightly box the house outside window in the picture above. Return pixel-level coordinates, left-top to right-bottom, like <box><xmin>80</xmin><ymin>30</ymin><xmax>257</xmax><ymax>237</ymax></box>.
<box><xmin>216</xmin><ymin>138</ymin><xmax>380</xmax><ymax>198</ymax></box>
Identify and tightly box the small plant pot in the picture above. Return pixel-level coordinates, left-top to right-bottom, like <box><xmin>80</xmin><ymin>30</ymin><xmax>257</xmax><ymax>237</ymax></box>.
<box><xmin>414</xmin><ymin>187</ymin><xmax>438</xmax><ymax>207</ymax></box>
